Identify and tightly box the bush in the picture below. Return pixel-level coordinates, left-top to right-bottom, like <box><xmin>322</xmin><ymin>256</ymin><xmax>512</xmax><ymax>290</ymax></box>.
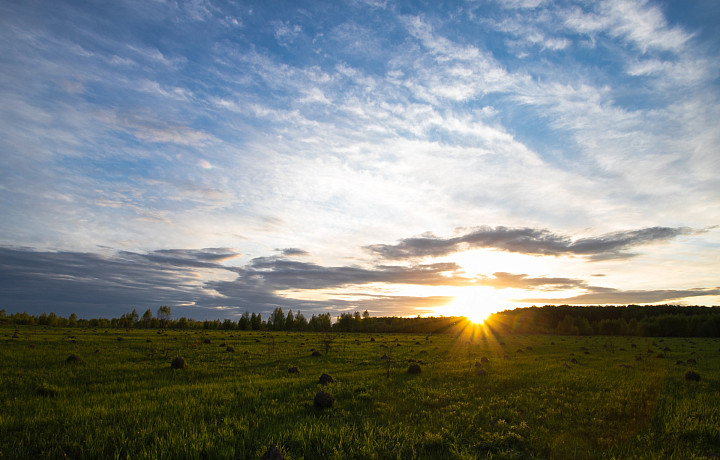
<box><xmin>685</xmin><ymin>370</ymin><xmax>701</xmax><ymax>382</ymax></box>
<box><xmin>319</xmin><ymin>373</ymin><xmax>333</xmax><ymax>384</ymax></box>
<box><xmin>408</xmin><ymin>363</ymin><xmax>421</xmax><ymax>374</ymax></box>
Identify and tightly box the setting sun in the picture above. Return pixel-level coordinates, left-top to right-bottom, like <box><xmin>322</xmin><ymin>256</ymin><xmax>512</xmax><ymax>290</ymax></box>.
<box><xmin>438</xmin><ymin>286</ymin><xmax>507</xmax><ymax>324</ymax></box>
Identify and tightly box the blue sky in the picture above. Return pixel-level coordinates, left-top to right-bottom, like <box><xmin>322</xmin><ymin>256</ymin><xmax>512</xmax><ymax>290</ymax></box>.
<box><xmin>1</xmin><ymin>0</ymin><xmax>718</xmax><ymax>320</ymax></box>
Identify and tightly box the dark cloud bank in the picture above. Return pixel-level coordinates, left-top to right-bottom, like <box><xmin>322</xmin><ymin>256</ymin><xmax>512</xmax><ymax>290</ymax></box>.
<box><xmin>0</xmin><ymin>226</ymin><xmax>714</xmax><ymax>319</ymax></box>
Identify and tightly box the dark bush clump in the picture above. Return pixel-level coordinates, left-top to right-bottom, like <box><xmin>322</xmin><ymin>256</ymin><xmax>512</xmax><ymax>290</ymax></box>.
<box><xmin>480</xmin><ymin>356</ymin><xmax>489</xmax><ymax>363</ymax></box>
<box><xmin>408</xmin><ymin>363</ymin><xmax>421</xmax><ymax>374</ymax></box>
<box><xmin>569</xmin><ymin>358</ymin><xmax>578</xmax><ymax>364</ymax></box>
<box><xmin>676</xmin><ymin>360</ymin><xmax>685</xmax><ymax>365</ymax></box>
<box><xmin>314</xmin><ymin>391</ymin><xmax>334</xmax><ymax>409</ymax></box>
<box><xmin>226</xmin><ymin>346</ymin><xmax>234</xmax><ymax>353</ymax></box>
<box><xmin>311</xmin><ymin>350</ymin><xmax>322</xmax><ymax>357</ymax></box>
<box><xmin>685</xmin><ymin>370</ymin><xmax>701</xmax><ymax>382</ymax></box>
<box><xmin>202</xmin><ymin>338</ymin><xmax>211</xmax><ymax>344</ymax></box>
<box><xmin>686</xmin><ymin>358</ymin><xmax>697</xmax><ymax>365</ymax></box>
<box><xmin>319</xmin><ymin>373</ymin><xmax>333</xmax><ymax>384</ymax></box>
<box><xmin>288</xmin><ymin>366</ymin><xmax>299</xmax><ymax>374</ymax></box>
<box><xmin>476</xmin><ymin>368</ymin><xmax>488</xmax><ymax>376</ymax></box>
<box><xmin>65</xmin><ymin>354</ymin><xmax>84</xmax><ymax>365</ymax></box>
<box><xmin>171</xmin><ymin>357</ymin><xmax>187</xmax><ymax>369</ymax></box>
<box><xmin>260</xmin><ymin>445</ymin><xmax>285</xmax><ymax>460</ymax></box>
<box><xmin>370</xmin><ymin>337</ymin><xmax>375</xmax><ymax>342</ymax></box>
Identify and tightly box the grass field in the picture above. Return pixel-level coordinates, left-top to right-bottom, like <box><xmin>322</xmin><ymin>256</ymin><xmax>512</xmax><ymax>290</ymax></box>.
<box><xmin>1</xmin><ymin>324</ymin><xmax>719</xmax><ymax>459</ymax></box>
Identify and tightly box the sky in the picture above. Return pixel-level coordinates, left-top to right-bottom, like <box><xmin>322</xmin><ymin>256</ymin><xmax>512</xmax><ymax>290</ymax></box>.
<box><xmin>1</xmin><ymin>0</ymin><xmax>719</xmax><ymax>321</ymax></box>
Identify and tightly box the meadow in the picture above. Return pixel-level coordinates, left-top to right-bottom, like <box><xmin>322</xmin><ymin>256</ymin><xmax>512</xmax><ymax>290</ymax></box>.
<box><xmin>1</xmin><ymin>324</ymin><xmax>718</xmax><ymax>459</ymax></box>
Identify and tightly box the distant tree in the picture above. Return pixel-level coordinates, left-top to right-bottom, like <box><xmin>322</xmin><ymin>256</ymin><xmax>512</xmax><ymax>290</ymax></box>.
<box><xmin>250</xmin><ymin>312</ymin><xmax>261</xmax><ymax>330</ymax></box>
<box><xmin>238</xmin><ymin>312</ymin><xmax>250</xmax><ymax>330</ymax></box>
<box><xmin>285</xmin><ymin>309</ymin><xmax>294</xmax><ymax>331</ymax></box>
<box><xmin>157</xmin><ymin>306</ymin><xmax>171</xmax><ymax>328</ymax></box>
<box><xmin>68</xmin><ymin>313</ymin><xmax>78</xmax><ymax>327</ymax></box>
<box><xmin>318</xmin><ymin>313</ymin><xmax>331</xmax><ymax>332</ymax></box>
<box><xmin>270</xmin><ymin>307</ymin><xmax>285</xmax><ymax>331</ymax></box>
<box><xmin>142</xmin><ymin>309</ymin><xmax>153</xmax><ymax>327</ymax></box>
<box><xmin>294</xmin><ymin>311</ymin><xmax>307</xmax><ymax>331</ymax></box>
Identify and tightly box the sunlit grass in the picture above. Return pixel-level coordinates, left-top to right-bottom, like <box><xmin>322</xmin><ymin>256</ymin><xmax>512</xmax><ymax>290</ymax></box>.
<box><xmin>1</xmin><ymin>325</ymin><xmax>718</xmax><ymax>458</ymax></box>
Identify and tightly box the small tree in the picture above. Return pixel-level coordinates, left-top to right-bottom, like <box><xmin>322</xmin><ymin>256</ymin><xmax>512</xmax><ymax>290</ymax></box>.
<box><xmin>320</xmin><ymin>333</ymin><xmax>335</xmax><ymax>356</ymax></box>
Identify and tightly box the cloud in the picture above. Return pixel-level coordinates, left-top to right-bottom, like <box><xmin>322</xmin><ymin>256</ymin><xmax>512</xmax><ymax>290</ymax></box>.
<box><xmin>0</xmin><ymin>247</ymin><xmax>470</xmax><ymax>319</ymax></box>
<box><xmin>278</xmin><ymin>248</ymin><xmax>310</xmax><ymax>257</ymax></box>
<box><xmin>98</xmin><ymin>111</ymin><xmax>215</xmax><ymax>146</ymax></box>
<box><xmin>519</xmin><ymin>287</ymin><xmax>720</xmax><ymax>305</ymax></box>
<box><xmin>477</xmin><ymin>272</ymin><xmax>588</xmax><ymax>290</ymax></box>
<box><xmin>365</xmin><ymin>226</ymin><xmax>695</xmax><ymax>260</ymax></box>
<box><xmin>230</xmin><ymin>257</ymin><xmax>476</xmax><ymax>290</ymax></box>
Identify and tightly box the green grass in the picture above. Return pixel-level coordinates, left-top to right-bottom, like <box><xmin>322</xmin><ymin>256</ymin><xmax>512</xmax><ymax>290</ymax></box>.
<box><xmin>1</xmin><ymin>326</ymin><xmax>719</xmax><ymax>459</ymax></box>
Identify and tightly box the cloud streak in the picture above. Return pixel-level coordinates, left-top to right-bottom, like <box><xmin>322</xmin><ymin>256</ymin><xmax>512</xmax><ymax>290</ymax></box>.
<box><xmin>365</xmin><ymin>226</ymin><xmax>696</xmax><ymax>261</ymax></box>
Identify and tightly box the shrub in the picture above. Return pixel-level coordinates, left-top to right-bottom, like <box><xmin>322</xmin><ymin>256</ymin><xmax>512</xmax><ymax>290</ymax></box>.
<box><xmin>226</xmin><ymin>346</ymin><xmax>235</xmax><ymax>352</ymax></box>
<box><xmin>288</xmin><ymin>366</ymin><xmax>299</xmax><ymax>374</ymax></box>
<box><xmin>311</xmin><ymin>350</ymin><xmax>322</xmax><ymax>357</ymax></box>
<box><xmin>685</xmin><ymin>370</ymin><xmax>701</xmax><ymax>382</ymax></box>
<box><xmin>319</xmin><ymin>373</ymin><xmax>333</xmax><ymax>384</ymax></box>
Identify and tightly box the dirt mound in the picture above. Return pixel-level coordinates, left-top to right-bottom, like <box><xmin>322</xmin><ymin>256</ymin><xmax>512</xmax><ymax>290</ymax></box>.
<box><xmin>685</xmin><ymin>370</ymin><xmax>701</xmax><ymax>382</ymax></box>
<box><xmin>476</xmin><ymin>368</ymin><xmax>488</xmax><ymax>376</ymax></box>
<box><xmin>319</xmin><ymin>373</ymin><xmax>334</xmax><ymax>384</ymax></box>
<box><xmin>226</xmin><ymin>346</ymin><xmax>235</xmax><ymax>353</ymax></box>
<box><xmin>408</xmin><ymin>363</ymin><xmax>421</xmax><ymax>374</ymax></box>
<box><xmin>314</xmin><ymin>391</ymin><xmax>334</xmax><ymax>409</ymax></box>
<box><xmin>65</xmin><ymin>354</ymin><xmax>84</xmax><ymax>365</ymax></box>
<box><xmin>686</xmin><ymin>358</ymin><xmax>697</xmax><ymax>365</ymax></box>
<box><xmin>260</xmin><ymin>445</ymin><xmax>285</xmax><ymax>460</ymax></box>
<box><xmin>171</xmin><ymin>357</ymin><xmax>187</xmax><ymax>369</ymax></box>
<box><xmin>288</xmin><ymin>366</ymin><xmax>300</xmax><ymax>374</ymax></box>
<box><xmin>311</xmin><ymin>350</ymin><xmax>322</xmax><ymax>357</ymax></box>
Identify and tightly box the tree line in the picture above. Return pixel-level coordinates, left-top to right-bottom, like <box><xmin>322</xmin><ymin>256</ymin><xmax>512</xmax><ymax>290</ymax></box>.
<box><xmin>2</xmin><ymin>304</ymin><xmax>719</xmax><ymax>336</ymax></box>
<box><xmin>487</xmin><ymin>304</ymin><xmax>720</xmax><ymax>337</ymax></box>
<box><xmin>0</xmin><ymin>306</ymin><xmax>459</xmax><ymax>334</ymax></box>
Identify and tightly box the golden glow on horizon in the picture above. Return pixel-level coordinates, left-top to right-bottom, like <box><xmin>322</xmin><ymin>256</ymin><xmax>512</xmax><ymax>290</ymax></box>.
<box><xmin>437</xmin><ymin>286</ymin><xmax>507</xmax><ymax>324</ymax></box>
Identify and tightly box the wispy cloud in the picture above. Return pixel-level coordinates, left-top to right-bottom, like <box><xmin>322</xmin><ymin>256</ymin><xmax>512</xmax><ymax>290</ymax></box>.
<box><xmin>520</xmin><ymin>287</ymin><xmax>720</xmax><ymax>305</ymax></box>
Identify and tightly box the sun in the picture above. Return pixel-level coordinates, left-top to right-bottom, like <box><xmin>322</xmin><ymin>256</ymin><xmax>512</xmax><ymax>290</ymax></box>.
<box><xmin>441</xmin><ymin>286</ymin><xmax>504</xmax><ymax>324</ymax></box>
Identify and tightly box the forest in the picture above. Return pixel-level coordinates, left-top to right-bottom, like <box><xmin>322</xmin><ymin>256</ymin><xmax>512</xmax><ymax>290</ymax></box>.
<box><xmin>1</xmin><ymin>304</ymin><xmax>719</xmax><ymax>337</ymax></box>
